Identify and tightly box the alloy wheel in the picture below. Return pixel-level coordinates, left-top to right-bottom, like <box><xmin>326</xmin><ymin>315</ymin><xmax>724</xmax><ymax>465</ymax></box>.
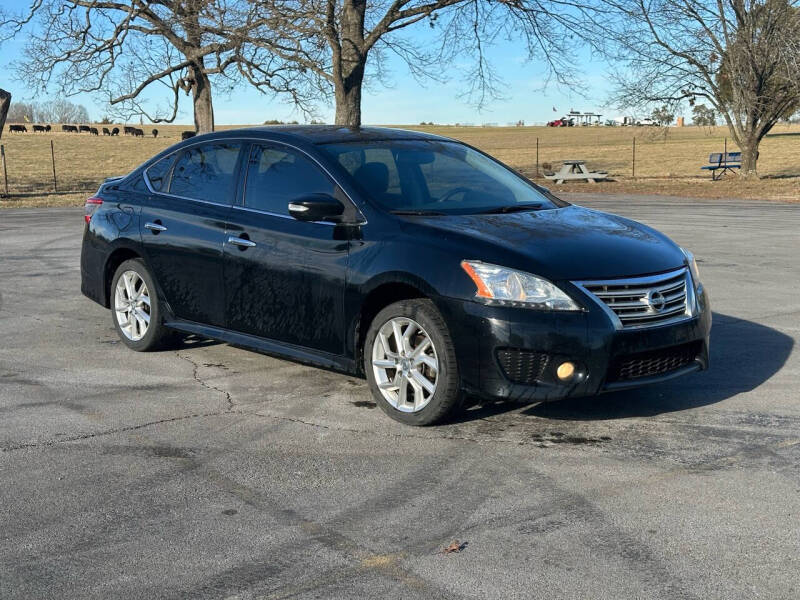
<box><xmin>114</xmin><ymin>270</ymin><xmax>151</xmax><ymax>341</ymax></box>
<box><xmin>371</xmin><ymin>317</ymin><xmax>439</xmax><ymax>412</ymax></box>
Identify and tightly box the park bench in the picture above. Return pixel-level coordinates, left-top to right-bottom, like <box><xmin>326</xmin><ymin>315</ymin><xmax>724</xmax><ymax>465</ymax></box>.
<box><xmin>701</xmin><ymin>152</ymin><xmax>741</xmax><ymax>180</ymax></box>
<box><xmin>544</xmin><ymin>159</ymin><xmax>608</xmax><ymax>184</ymax></box>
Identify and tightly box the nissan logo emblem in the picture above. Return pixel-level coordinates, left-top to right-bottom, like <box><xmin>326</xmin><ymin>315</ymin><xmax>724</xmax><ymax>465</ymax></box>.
<box><xmin>647</xmin><ymin>290</ymin><xmax>667</xmax><ymax>312</ymax></box>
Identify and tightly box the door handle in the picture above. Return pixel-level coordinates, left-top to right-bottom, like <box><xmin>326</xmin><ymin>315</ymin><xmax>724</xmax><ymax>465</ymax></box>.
<box><xmin>227</xmin><ymin>236</ymin><xmax>256</xmax><ymax>249</ymax></box>
<box><xmin>144</xmin><ymin>221</ymin><xmax>167</xmax><ymax>233</ymax></box>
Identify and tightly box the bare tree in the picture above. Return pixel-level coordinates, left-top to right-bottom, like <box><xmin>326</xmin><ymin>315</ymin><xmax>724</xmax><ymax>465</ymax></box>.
<box><xmin>594</xmin><ymin>0</ymin><xmax>800</xmax><ymax>178</ymax></box>
<box><xmin>6</xmin><ymin>101</ymin><xmax>35</xmax><ymax>124</ymax></box>
<box><xmin>38</xmin><ymin>100</ymin><xmax>91</xmax><ymax>123</ymax></box>
<box><xmin>5</xmin><ymin>99</ymin><xmax>91</xmax><ymax>124</ymax></box>
<box><xmin>0</xmin><ymin>89</ymin><xmax>11</xmax><ymax>138</ymax></box>
<box><xmin>0</xmin><ymin>0</ymin><xmax>281</xmax><ymax>133</ymax></box>
<box><xmin>245</xmin><ymin>0</ymin><xmax>597</xmax><ymax>127</ymax></box>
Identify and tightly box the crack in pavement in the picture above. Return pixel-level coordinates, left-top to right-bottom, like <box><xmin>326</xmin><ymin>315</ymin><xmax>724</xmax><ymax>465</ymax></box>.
<box><xmin>2</xmin><ymin>349</ymin><xmax>240</xmax><ymax>453</ymax></box>
<box><xmin>0</xmin><ymin>411</ymin><xmax>228</xmax><ymax>452</ymax></box>
<box><xmin>176</xmin><ymin>351</ymin><xmax>235</xmax><ymax>412</ymax></box>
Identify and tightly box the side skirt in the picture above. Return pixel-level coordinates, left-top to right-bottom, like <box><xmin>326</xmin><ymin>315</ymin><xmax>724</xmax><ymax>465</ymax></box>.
<box><xmin>164</xmin><ymin>318</ymin><xmax>360</xmax><ymax>377</ymax></box>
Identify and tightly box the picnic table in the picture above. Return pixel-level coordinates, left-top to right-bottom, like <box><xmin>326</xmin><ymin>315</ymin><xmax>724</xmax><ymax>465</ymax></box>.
<box><xmin>544</xmin><ymin>160</ymin><xmax>608</xmax><ymax>184</ymax></box>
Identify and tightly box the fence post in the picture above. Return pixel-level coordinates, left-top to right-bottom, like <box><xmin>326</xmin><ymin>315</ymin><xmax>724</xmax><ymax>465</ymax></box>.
<box><xmin>1</xmin><ymin>144</ymin><xmax>8</xmax><ymax>197</ymax></box>
<box><xmin>632</xmin><ymin>136</ymin><xmax>636</xmax><ymax>179</ymax></box>
<box><xmin>50</xmin><ymin>140</ymin><xmax>58</xmax><ymax>192</ymax></box>
<box><xmin>535</xmin><ymin>137</ymin><xmax>539</xmax><ymax>178</ymax></box>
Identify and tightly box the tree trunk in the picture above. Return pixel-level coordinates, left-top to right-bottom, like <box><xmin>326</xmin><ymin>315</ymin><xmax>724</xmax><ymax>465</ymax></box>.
<box><xmin>739</xmin><ymin>138</ymin><xmax>760</xmax><ymax>179</ymax></box>
<box><xmin>333</xmin><ymin>0</ymin><xmax>367</xmax><ymax>128</ymax></box>
<box><xmin>191</xmin><ymin>64</ymin><xmax>215</xmax><ymax>134</ymax></box>
<box><xmin>334</xmin><ymin>65</ymin><xmax>365</xmax><ymax>127</ymax></box>
<box><xmin>0</xmin><ymin>89</ymin><xmax>11</xmax><ymax>141</ymax></box>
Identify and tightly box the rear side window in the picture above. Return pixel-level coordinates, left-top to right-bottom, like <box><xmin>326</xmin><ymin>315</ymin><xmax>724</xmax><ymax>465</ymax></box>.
<box><xmin>145</xmin><ymin>155</ymin><xmax>174</xmax><ymax>192</ymax></box>
<box><xmin>169</xmin><ymin>142</ymin><xmax>242</xmax><ymax>204</ymax></box>
<box><xmin>244</xmin><ymin>144</ymin><xmax>335</xmax><ymax>215</ymax></box>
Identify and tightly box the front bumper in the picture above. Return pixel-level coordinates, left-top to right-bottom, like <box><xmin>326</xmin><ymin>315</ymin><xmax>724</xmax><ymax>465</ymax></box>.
<box><xmin>439</xmin><ymin>286</ymin><xmax>711</xmax><ymax>402</ymax></box>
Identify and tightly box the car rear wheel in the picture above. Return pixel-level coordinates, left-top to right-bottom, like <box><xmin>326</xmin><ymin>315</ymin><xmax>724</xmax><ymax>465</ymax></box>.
<box><xmin>365</xmin><ymin>299</ymin><xmax>462</xmax><ymax>426</ymax></box>
<box><xmin>111</xmin><ymin>258</ymin><xmax>172</xmax><ymax>351</ymax></box>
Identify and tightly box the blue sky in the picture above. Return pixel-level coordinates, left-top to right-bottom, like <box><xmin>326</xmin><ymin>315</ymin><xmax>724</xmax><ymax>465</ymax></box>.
<box><xmin>0</xmin><ymin>0</ymin><xmax>616</xmax><ymax>125</ymax></box>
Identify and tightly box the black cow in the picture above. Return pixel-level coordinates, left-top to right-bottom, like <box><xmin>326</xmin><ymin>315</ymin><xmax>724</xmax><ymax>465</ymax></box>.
<box><xmin>102</xmin><ymin>127</ymin><xmax>111</xmax><ymax>136</ymax></box>
<box><xmin>123</xmin><ymin>126</ymin><xmax>135</xmax><ymax>136</ymax></box>
<box><xmin>133</xmin><ymin>128</ymin><xmax>144</xmax><ymax>137</ymax></box>
<box><xmin>9</xmin><ymin>124</ymin><xmax>27</xmax><ymax>133</ymax></box>
<box><xmin>79</xmin><ymin>125</ymin><xmax>92</xmax><ymax>133</ymax></box>
<box><xmin>181</xmin><ymin>131</ymin><xmax>195</xmax><ymax>140</ymax></box>
<box><xmin>89</xmin><ymin>127</ymin><xmax>99</xmax><ymax>136</ymax></box>
<box><xmin>152</xmin><ymin>129</ymin><xmax>159</xmax><ymax>138</ymax></box>
<box><xmin>45</xmin><ymin>125</ymin><xmax>51</xmax><ymax>132</ymax></box>
<box><xmin>32</xmin><ymin>125</ymin><xmax>47</xmax><ymax>133</ymax></box>
<box><xmin>111</xmin><ymin>127</ymin><xmax>120</xmax><ymax>136</ymax></box>
<box><xmin>62</xmin><ymin>125</ymin><xmax>79</xmax><ymax>133</ymax></box>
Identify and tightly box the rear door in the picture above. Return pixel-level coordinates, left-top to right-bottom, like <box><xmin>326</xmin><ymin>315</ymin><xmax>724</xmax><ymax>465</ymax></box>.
<box><xmin>139</xmin><ymin>141</ymin><xmax>244</xmax><ymax>327</ymax></box>
<box><xmin>223</xmin><ymin>141</ymin><xmax>350</xmax><ymax>355</ymax></box>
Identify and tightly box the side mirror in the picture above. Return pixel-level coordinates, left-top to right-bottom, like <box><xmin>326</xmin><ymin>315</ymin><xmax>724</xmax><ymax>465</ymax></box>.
<box><xmin>288</xmin><ymin>194</ymin><xmax>345</xmax><ymax>222</ymax></box>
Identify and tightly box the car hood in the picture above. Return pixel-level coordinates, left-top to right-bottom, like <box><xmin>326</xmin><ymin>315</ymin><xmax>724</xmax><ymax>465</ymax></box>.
<box><xmin>403</xmin><ymin>205</ymin><xmax>686</xmax><ymax>280</ymax></box>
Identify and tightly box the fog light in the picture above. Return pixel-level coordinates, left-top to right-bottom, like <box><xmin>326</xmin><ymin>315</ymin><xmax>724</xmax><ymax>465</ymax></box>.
<box><xmin>556</xmin><ymin>361</ymin><xmax>576</xmax><ymax>381</ymax></box>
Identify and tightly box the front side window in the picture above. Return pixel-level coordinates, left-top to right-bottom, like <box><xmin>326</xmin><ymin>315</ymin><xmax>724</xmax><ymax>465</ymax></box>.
<box><xmin>145</xmin><ymin>155</ymin><xmax>175</xmax><ymax>192</ymax></box>
<box><xmin>320</xmin><ymin>140</ymin><xmax>564</xmax><ymax>215</ymax></box>
<box><xmin>244</xmin><ymin>144</ymin><xmax>336</xmax><ymax>215</ymax></box>
<box><xmin>169</xmin><ymin>142</ymin><xmax>242</xmax><ymax>204</ymax></box>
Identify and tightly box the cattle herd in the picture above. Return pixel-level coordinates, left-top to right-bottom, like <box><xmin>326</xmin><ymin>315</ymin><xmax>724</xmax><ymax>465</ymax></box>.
<box><xmin>5</xmin><ymin>124</ymin><xmax>195</xmax><ymax>139</ymax></box>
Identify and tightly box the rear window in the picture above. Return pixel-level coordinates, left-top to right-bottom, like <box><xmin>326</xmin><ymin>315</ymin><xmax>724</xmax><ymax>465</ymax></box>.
<box><xmin>169</xmin><ymin>142</ymin><xmax>242</xmax><ymax>204</ymax></box>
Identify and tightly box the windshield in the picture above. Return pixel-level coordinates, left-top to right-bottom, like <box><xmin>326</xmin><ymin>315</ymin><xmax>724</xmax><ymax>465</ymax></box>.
<box><xmin>319</xmin><ymin>139</ymin><xmax>566</xmax><ymax>215</ymax></box>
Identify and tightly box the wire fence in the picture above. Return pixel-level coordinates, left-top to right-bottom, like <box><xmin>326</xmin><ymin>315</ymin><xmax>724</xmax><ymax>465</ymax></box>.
<box><xmin>2</xmin><ymin>124</ymin><xmax>798</xmax><ymax>200</ymax></box>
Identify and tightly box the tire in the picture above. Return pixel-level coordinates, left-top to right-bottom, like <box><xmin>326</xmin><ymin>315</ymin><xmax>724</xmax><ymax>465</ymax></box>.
<box><xmin>110</xmin><ymin>258</ymin><xmax>173</xmax><ymax>351</ymax></box>
<box><xmin>364</xmin><ymin>299</ymin><xmax>462</xmax><ymax>426</ymax></box>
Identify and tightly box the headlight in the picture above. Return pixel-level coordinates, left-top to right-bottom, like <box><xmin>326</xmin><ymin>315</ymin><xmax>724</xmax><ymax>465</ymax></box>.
<box><xmin>681</xmin><ymin>248</ymin><xmax>701</xmax><ymax>284</ymax></box>
<box><xmin>460</xmin><ymin>260</ymin><xmax>581</xmax><ymax>310</ymax></box>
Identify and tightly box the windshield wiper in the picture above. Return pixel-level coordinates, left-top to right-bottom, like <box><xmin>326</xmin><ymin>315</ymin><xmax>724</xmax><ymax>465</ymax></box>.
<box><xmin>390</xmin><ymin>209</ymin><xmax>446</xmax><ymax>216</ymax></box>
<box><xmin>477</xmin><ymin>203</ymin><xmax>544</xmax><ymax>215</ymax></box>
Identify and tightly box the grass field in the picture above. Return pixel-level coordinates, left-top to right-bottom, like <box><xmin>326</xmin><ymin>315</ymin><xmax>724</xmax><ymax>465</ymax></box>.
<box><xmin>2</xmin><ymin>122</ymin><xmax>800</xmax><ymax>207</ymax></box>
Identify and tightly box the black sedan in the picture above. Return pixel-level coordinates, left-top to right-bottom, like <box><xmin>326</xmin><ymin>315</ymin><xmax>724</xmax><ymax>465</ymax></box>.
<box><xmin>80</xmin><ymin>126</ymin><xmax>710</xmax><ymax>425</ymax></box>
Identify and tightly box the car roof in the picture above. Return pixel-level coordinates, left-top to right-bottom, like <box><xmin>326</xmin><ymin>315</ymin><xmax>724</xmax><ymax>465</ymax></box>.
<box><xmin>196</xmin><ymin>125</ymin><xmax>451</xmax><ymax>145</ymax></box>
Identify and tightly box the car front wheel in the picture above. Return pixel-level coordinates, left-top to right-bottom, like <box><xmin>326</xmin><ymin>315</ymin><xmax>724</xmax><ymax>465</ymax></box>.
<box><xmin>364</xmin><ymin>299</ymin><xmax>462</xmax><ymax>426</ymax></box>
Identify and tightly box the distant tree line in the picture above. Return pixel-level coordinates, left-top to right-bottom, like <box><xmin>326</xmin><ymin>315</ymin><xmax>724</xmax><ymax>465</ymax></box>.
<box><xmin>6</xmin><ymin>99</ymin><xmax>90</xmax><ymax>124</ymax></box>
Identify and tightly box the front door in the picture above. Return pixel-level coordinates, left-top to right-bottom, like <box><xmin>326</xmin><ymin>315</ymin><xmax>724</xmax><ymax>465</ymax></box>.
<box><xmin>223</xmin><ymin>142</ymin><xmax>349</xmax><ymax>355</ymax></box>
<box><xmin>139</xmin><ymin>141</ymin><xmax>243</xmax><ymax>327</ymax></box>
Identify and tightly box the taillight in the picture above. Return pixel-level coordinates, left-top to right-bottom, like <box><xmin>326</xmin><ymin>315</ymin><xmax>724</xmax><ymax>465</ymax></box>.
<box><xmin>84</xmin><ymin>197</ymin><xmax>103</xmax><ymax>223</ymax></box>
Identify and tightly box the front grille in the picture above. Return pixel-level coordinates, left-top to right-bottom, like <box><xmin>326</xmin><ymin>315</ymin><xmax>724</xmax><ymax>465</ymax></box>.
<box><xmin>606</xmin><ymin>341</ymin><xmax>701</xmax><ymax>382</ymax></box>
<box><xmin>497</xmin><ymin>349</ymin><xmax>550</xmax><ymax>384</ymax></box>
<box><xmin>577</xmin><ymin>268</ymin><xmax>690</xmax><ymax>329</ymax></box>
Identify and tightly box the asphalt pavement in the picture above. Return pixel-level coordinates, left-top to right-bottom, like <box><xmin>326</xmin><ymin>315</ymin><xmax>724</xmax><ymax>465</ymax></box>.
<box><xmin>1</xmin><ymin>194</ymin><xmax>798</xmax><ymax>599</ymax></box>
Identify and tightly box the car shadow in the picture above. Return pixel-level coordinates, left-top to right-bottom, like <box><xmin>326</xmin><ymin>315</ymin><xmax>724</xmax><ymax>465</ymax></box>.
<box><xmin>171</xmin><ymin>333</ymin><xmax>221</xmax><ymax>350</ymax></box>
<box><xmin>453</xmin><ymin>311</ymin><xmax>793</xmax><ymax>423</ymax></box>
